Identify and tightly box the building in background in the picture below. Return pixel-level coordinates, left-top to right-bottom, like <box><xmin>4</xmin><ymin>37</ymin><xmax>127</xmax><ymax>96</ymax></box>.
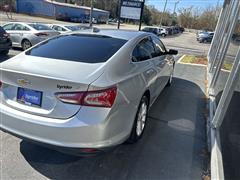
<box><xmin>208</xmin><ymin>0</ymin><xmax>240</xmax><ymax>179</ymax></box>
<box><xmin>16</xmin><ymin>0</ymin><xmax>110</xmax><ymax>23</ymax></box>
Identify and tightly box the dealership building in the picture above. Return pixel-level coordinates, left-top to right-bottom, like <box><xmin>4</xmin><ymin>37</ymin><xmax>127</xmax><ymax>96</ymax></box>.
<box><xmin>15</xmin><ymin>0</ymin><xmax>110</xmax><ymax>23</ymax></box>
<box><xmin>207</xmin><ymin>0</ymin><xmax>240</xmax><ymax>179</ymax></box>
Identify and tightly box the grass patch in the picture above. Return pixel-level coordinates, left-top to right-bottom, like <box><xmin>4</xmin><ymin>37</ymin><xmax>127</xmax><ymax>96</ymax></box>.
<box><xmin>181</xmin><ymin>55</ymin><xmax>208</xmax><ymax>65</ymax></box>
<box><xmin>222</xmin><ymin>62</ymin><xmax>233</xmax><ymax>71</ymax></box>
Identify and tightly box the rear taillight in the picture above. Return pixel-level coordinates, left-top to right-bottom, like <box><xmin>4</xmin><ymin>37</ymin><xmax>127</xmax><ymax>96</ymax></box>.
<box><xmin>35</xmin><ymin>32</ymin><xmax>49</xmax><ymax>36</ymax></box>
<box><xmin>55</xmin><ymin>87</ymin><xmax>117</xmax><ymax>108</ymax></box>
<box><xmin>3</xmin><ymin>33</ymin><xmax>9</xmax><ymax>37</ymax></box>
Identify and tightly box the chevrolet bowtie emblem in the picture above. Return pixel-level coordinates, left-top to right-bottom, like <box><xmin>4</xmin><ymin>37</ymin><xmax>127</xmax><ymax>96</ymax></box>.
<box><xmin>17</xmin><ymin>79</ymin><xmax>31</xmax><ymax>86</ymax></box>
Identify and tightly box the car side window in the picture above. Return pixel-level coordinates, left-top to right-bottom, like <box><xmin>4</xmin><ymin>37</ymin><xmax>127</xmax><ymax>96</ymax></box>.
<box><xmin>132</xmin><ymin>38</ymin><xmax>155</xmax><ymax>62</ymax></box>
<box><xmin>3</xmin><ymin>23</ymin><xmax>14</xmax><ymax>30</ymax></box>
<box><xmin>152</xmin><ymin>36</ymin><xmax>166</xmax><ymax>57</ymax></box>
<box><xmin>13</xmin><ymin>24</ymin><xmax>30</xmax><ymax>31</ymax></box>
<box><xmin>53</xmin><ymin>25</ymin><xmax>65</xmax><ymax>32</ymax></box>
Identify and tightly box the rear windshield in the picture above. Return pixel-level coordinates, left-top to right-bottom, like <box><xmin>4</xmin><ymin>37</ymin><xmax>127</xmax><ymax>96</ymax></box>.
<box><xmin>26</xmin><ymin>34</ymin><xmax>127</xmax><ymax>63</ymax></box>
<box><xmin>28</xmin><ymin>24</ymin><xmax>52</xmax><ymax>30</ymax></box>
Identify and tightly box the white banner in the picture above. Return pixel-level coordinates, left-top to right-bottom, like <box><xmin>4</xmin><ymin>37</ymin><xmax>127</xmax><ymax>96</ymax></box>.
<box><xmin>120</xmin><ymin>6</ymin><xmax>142</xmax><ymax>20</ymax></box>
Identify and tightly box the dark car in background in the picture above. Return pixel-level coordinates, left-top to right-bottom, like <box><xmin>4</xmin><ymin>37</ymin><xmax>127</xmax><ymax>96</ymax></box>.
<box><xmin>0</xmin><ymin>26</ymin><xmax>12</xmax><ymax>55</ymax></box>
<box><xmin>197</xmin><ymin>32</ymin><xmax>214</xmax><ymax>43</ymax></box>
<box><xmin>142</xmin><ymin>27</ymin><xmax>167</xmax><ymax>37</ymax></box>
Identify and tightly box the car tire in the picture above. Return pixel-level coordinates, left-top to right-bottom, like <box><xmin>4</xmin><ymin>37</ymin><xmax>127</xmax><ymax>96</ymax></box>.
<box><xmin>127</xmin><ymin>95</ymin><xmax>149</xmax><ymax>144</ymax></box>
<box><xmin>162</xmin><ymin>33</ymin><xmax>166</xmax><ymax>37</ymax></box>
<box><xmin>22</xmin><ymin>39</ymin><xmax>32</xmax><ymax>51</ymax></box>
<box><xmin>1</xmin><ymin>50</ymin><xmax>9</xmax><ymax>55</ymax></box>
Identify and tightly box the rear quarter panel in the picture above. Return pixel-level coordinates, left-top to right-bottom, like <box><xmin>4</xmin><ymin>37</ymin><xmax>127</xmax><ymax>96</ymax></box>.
<box><xmin>88</xmin><ymin>36</ymin><xmax>157</xmax><ymax>140</ymax></box>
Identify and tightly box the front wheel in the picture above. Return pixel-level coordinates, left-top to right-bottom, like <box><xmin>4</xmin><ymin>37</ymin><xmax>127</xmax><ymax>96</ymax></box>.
<box><xmin>127</xmin><ymin>95</ymin><xmax>149</xmax><ymax>143</ymax></box>
<box><xmin>22</xmin><ymin>39</ymin><xmax>32</xmax><ymax>51</ymax></box>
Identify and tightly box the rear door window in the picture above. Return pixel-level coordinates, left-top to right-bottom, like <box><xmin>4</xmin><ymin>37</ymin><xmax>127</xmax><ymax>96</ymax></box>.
<box><xmin>26</xmin><ymin>34</ymin><xmax>127</xmax><ymax>63</ymax></box>
<box><xmin>13</xmin><ymin>24</ymin><xmax>30</xmax><ymax>31</ymax></box>
<box><xmin>53</xmin><ymin>25</ymin><xmax>66</xmax><ymax>32</ymax></box>
<box><xmin>132</xmin><ymin>37</ymin><xmax>155</xmax><ymax>62</ymax></box>
<box><xmin>28</xmin><ymin>24</ymin><xmax>52</xmax><ymax>30</ymax></box>
<box><xmin>152</xmin><ymin>36</ymin><xmax>166</xmax><ymax>56</ymax></box>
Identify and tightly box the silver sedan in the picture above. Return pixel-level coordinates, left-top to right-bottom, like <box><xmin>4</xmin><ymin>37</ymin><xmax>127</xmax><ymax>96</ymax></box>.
<box><xmin>2</xmin><ymin>22</ymin><xmax>60</xmax><ymax>50</ymax></box>
<box><xmin>0</xmin><ymin>30</ymin><xmax>177</xmax><ymax>155</ymax></box>
<box><xmin>48</xmin><ymin>24</ymin><xmax>91</xmax><ymax>34</ymax></box>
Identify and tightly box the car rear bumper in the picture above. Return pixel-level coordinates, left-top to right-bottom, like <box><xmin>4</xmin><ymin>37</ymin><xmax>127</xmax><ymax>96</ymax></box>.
<box><xmin>0</xmin><ymin>103</ymin><xmax>129</xmax><ymax>150</ymax></box>
<box><xmin>0</xmin><ymin>40</ymin><xmax>12</xmax><ymax>51</ymax></box>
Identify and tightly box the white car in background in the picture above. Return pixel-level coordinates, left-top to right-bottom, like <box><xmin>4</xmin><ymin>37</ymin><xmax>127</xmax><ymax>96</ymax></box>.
<box><xmin>142</xmin><ymin>27</ymin><xmax>168</xmax><ymax>37</ymax></box>
<box><xmin>48</xmin><ymin>24</ymin><xmax>91</xmax><ymax>34</ymax></box>
<box><xmin>2</xmin><ymin>22</ymin><xmax>60</xmax><ymax>50</ymax></box>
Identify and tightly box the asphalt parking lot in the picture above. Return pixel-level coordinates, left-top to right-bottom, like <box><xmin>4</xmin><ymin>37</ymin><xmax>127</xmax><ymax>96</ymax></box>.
<box><xmin>0</xmin><ymin>60</ymin><xmax>208</xmax><ymax>180</ymax></box>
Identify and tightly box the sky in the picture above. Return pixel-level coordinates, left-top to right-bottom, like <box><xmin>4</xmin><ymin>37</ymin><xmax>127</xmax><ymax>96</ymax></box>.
<box><xmin>146</xmin><ymin>0</ymin><xmax>224</xmax><ymax>12</ymax></box>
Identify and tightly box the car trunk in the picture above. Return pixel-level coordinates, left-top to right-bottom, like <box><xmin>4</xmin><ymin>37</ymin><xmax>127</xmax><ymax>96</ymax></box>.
<box><xmin>0</xmin><ymin>54</ymin><xmax>104</xmax><ymax>119</ymax></box>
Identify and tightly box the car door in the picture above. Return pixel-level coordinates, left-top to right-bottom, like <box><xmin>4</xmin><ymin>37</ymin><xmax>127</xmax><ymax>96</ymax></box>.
<box><xmin>132</xmin><ymin>37</ymin><xmax>159</xmax><ymax>102</ymax></box>
<box><xmin>151</xmin><ymin>36</ymin><xmax>173</xmax><ymax>95</ymax></box>
<box><xmin>11</xmin><ymin>24</ymin><xmax>31</xmax><ymax>46</ymax></box>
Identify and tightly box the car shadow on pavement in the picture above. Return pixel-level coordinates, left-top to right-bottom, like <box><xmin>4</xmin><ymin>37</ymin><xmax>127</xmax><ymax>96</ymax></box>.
<box><xmin>19</xmin><ymin>76</ymin><xmax>208</xmax><ymax>180</ymax></box>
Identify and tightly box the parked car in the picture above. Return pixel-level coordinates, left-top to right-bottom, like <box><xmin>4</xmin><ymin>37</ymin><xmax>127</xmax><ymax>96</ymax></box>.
<box><xmin>0</xmin><ymin>26</ymin><xmax>12</xmax><ymax>55</ymax></box>
<box><xmin>142</xmin><ymin>27</ymin><xmax>167</xmax><ymax>37</ymax></box>
<box><xmin>166</xmin><ymin>27</ymin><xmax>173</xmax><ymax>35</ymax></box>
<box><xmin>197</xmin><ymin>32</ymin><xmax>214</xmax><ymax>43</ymax></box>
<box><xmin>48</xmin><ymin>24</ymin><xmax>91</xmax><ymax>33</ymax></box>
<box><xmin>2</xmin><ymin>22</ymin><xmax>60</xmax><ymax>50</ymax></box>
<box><xmin>0</xmin><ymin>30</ymin><xmax>178</xmax><ymax>155</ymax></box>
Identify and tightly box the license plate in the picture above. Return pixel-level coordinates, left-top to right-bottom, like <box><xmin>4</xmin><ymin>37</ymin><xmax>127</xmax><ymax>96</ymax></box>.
<box><xmin>17</xmin><ymin>88</ymin><xmax>42</xmax><ymax>107</ymax></box>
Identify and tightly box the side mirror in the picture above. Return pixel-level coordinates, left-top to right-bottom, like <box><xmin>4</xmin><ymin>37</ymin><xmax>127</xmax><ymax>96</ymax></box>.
<box><xmin>168</xmin><ymin>49</ymin><xmax>178</xmax><ymax>55</ymax></box>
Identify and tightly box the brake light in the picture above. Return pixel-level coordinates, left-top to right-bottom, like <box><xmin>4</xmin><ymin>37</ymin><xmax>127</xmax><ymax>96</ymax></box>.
<box><xmin>55</xmin><ymin>87</ymin><xmax>117</xmax><ymax>108</ymax></box>
<box><xmin>3</xmin><ymin>33</ymin><xmax>9</xmax><ymax>37</ymax></box>
<box><xmin>35</xmin><ymin>32</ymin><xmax>49</xmax><ymax>36</ymax></box>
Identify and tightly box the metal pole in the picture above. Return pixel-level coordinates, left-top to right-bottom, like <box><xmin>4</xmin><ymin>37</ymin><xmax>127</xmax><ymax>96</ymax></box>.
<box><xmin>209</xmin><ymin>1</ymin><xmax>232</xmax><ymax>73</ymax></box>
<box><xmin>160</xmin><ymin>0</ymin><xmax>168</xmax><ymax>26</ymax></box>
<box><xmin>212</xmin><ymin>46</ymin><xmax>240</xmax><ymax>128</ymax></box>
<box><xmin>208</xmin><ymin>7</ymin><xmax>224</xmax><ymax>65</ymax></box>
<box><xmin>90</xmin><ymin>0</ymin><xmax>93</xmax><ymax>28</ymax></box>
<box><xmin>139</xmin><ymin>0</ymin><xmax>145</xmax><ymax>31</ymax></box>
<box><xmin>210</xmin><ymin>1</ymin><xmax>240</xmax><ymax>89</ymax></box>
<box><xmin>117</xmin><ymin>0</ymin><xmax>122</xmax><ymax>29</ymax></box>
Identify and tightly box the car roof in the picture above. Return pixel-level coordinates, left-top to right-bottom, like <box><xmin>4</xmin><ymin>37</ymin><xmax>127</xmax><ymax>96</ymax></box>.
<box><xmin>70</xmin><ymin>29</ymin><xmax>147</xmax><ymax>40</ymax></box>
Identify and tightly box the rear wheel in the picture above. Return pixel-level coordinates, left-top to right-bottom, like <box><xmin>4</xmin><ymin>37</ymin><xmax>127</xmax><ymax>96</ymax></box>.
<box><xmin>162</xmin><ymin>33</ymin><xmax>166</xmax><ymax>37</ymax></box>
<box><xmin>127</xmin><ymin>95</ymin><xmax>149</xmax><ymax>143</ymax></box>
<box><xmin>22</xmin><ymin>39</ymin><xmax>32</xmax><ymax>50</ymax></box>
